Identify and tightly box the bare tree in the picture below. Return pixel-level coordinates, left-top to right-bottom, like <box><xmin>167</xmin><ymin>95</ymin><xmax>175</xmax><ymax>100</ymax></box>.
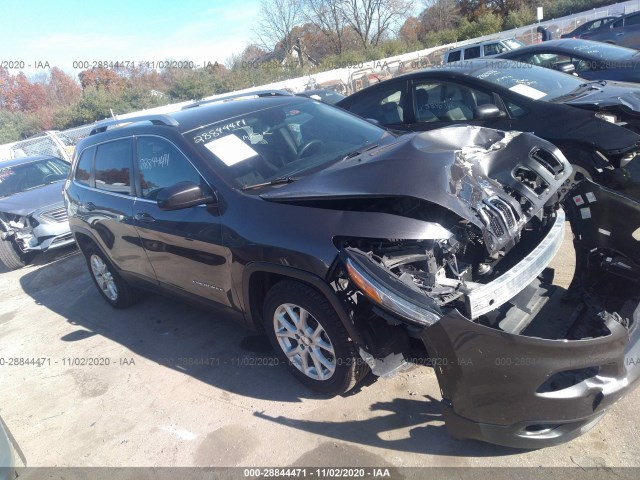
<box><xmin>337</xmin><ymin>0</ymin><xmax>411</xmax><ymax>49</ymax></box>
<box><xmin>253</xmin><ymin>0</ymin><xmax>304</xmax><ymax>52</ymax></box>
<box><xmin>304</xmin><ymin>0</ymin><xmax>348</xmax><ymax>55</ymax></box>
<box><xmin>420</xmin><ymin>0</ymin><xmax>460</xmax><ymax>32</ymax></box>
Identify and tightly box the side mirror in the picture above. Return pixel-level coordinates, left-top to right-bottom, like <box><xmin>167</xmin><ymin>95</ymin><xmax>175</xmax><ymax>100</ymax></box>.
<box><xmin>556</xmin><ymin>63</ymin><xmax>576</xmax><ymax>74</ymax></box>
<box><xmin>157</xmin><ymin>181</ymin><xmax>216</xmax><ymax>211</ymax></box>
<box><xmin>473</xmin><ymin>104</ymin><xmax>504</xmax><ymax>120</ymax></box>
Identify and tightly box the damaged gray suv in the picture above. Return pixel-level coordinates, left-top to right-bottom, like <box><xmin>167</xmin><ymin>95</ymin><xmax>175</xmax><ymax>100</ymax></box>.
<box><xmin>63</xmin><ymin>95</ymin><xmax>640</xmax><ymax>448</ymax></box>
<box><xmin>0</xmin><ymin>155</ymin><xmax>73</xmax><ymax>270</ymax></box>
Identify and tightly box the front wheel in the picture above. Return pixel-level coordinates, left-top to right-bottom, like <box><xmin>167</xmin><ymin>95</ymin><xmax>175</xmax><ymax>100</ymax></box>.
<box><xmin>263</xmin><ymin>281</ymin><xmax>368</xmax><ymax>396</ymax></box>
<box><xmin>0</xmin><ymin>238</ymin><xmax>26</xmax><ymax>270</ymax></box>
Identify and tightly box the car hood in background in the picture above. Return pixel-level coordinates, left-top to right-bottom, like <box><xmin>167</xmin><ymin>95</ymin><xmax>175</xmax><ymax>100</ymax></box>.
<box><xmin>559</xmin><ymin>80</ymin><xmax>640</xmax><ymax>113</ymax></box>
<box><xmin>0</xmin><ymin>182</ymin><xmax>65</xmax><ymax>216</ymax></box>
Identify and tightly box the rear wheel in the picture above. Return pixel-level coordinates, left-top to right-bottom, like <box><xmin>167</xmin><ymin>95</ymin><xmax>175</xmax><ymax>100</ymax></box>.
<box><xmin>0</xmin><ymin>238</ymin><xmax>26</xmax><ymax>270</ymax></box>
<box><xmin>84</xmin><ymin>244</ymin><xmax>140</xmax><ymax>308</ymax></box>
<box><xmin>263</xmin><ymin>280</ymin><xmax>368</xmax><ymax>396</ymax></box>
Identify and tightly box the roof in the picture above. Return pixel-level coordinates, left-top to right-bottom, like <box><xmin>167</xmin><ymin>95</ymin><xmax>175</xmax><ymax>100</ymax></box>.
<box><xmin>85</xmin><ymin>95</ymin><xmax>312</xmax><ymax>140</ymax></box>
<box><xmin>498</xmin><ymin>38</ymin><xmax>626</xmax><ymax>56</ymax></box>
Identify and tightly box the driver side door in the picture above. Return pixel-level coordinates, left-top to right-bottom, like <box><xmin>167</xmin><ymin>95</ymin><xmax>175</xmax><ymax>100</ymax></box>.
<box><xmin>407</xmin><ymin>79</ymin><xmax>510</xmax><ymax>132</ymax></box>
<box><xmin>131</xmin><ymin>135</ymin><xmax>231</xmax><ymax>306</ymax></box>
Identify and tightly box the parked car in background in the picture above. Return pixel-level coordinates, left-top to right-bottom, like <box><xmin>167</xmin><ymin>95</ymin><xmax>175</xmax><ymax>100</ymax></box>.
<box><xmin>64</xmin><ymin>96</ymin><xmax>640</xmax><ymax>448</ymax></box>
<box><xmin>561</xmin><ymin>16</ymin><xmax>619</xmax><ymax>39</ymax></box>
<box><xmin>296</xmin><ymin>89</ymin><xmax>346</xmax><ymax>105</ymax></box>
<box><xmin>443</xmin><ymin>38</ymin><xmax>524</xmax><ymax>62</ymax></box>
<box><xmin>0</xmin><ymin>155</ymin><xmax>73</xmax><ymax>270</ymax></box>
<box><xmin>497</xmin><ymin>39</ymin><xmax>640</xmax><ymax>82</ymax></box>
<box><xmin>581</xmin><ymin>11</ymin><xmax>640</xmax><ymax>48</ymax></box>
<box><xmin>336</xmin><ymin>59</ymin><xmax>640</xmax><ymax>198</ymax></box>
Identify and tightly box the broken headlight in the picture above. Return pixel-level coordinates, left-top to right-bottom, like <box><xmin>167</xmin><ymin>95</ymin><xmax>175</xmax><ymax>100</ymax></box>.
<box><xmin>345</xmin><ymin>257</ymin><xmax>441</xmax><ymax>326</ymax></box>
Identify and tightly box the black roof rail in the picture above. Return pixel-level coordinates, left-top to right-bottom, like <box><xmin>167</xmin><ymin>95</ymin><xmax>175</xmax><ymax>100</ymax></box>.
<box><xmin>181</xmin><ymin>90</ymin><xmax>294</xmax><ymax>110</ymax></box>
<box><xmin>89</xmin><ymin>114</ymin><xmax>179</xmax><ymax>135</ymax></box>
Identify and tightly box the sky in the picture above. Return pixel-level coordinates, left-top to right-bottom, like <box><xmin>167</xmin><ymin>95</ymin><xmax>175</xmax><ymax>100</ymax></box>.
<box><xmin>1</xmin><ymin>0</ymin><xmax>262</xmax><ymax>77</ymax></box>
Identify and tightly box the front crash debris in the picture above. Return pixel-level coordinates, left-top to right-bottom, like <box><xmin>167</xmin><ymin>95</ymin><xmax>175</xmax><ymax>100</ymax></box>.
<box><xmin>335</xmin><ymin>135</ymin><xmax>640</xmax><ymax>448</ymax></box>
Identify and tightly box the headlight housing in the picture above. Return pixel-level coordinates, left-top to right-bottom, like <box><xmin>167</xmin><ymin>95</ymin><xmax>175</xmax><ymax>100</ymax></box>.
<box><xmin>345</xmin><ymin>257</ymin><xmax>441</xmax><ymax>326</ymax></box>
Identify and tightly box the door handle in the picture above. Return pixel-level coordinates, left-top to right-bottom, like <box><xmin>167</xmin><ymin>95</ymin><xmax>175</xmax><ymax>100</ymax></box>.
<box><xmin>134</xmin><ymin>212</ymin><xmax>156</xmax><ymax>223</ymax></box>
<box><xmin>82</xmin><ymin>202</ymin><xmax>96</xmax><ymax>211</ymax></box>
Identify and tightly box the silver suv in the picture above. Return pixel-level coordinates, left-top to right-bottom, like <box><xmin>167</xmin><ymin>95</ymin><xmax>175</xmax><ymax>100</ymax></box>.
<box><xmin>444</xmin><ymin>38</ymin><xmax>524</xmax><ymax>62</ymax></box>
<box><xmin>0</xmin><ymin>155</ymin><xmax>73</xmax><ymax>270</ymax></box>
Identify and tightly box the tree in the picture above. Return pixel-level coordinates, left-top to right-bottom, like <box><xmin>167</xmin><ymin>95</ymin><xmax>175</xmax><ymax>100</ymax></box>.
<box><xmin>304</xmin><ymin>0</ymin><xmax>349</xmax><ymax>55</ymax></box>
<box><xmin>338</xmin><ymin>0</ymin><xmax>412</xmax><ymax>49</ymax></box>
<box><xmin>45</xmin><ymin>67</ymin><xmax>82</xmax><ymax>107</ymax></box>
<box><xmin>399</xmin><ymin>16</ymin><xmax>422</xmax><ymax>44</ymax></box>
<box><xmin>78</xmin><ymin>67</ymin><xmax>126</xmax><ymax>92</ymax></box>
<box><xmin>420</xmin><ymin>0</ymin><xmax>461</xmax><ymax>32</ymax></box>
<box><xmin>253</xmin><ymin>0</ymin><xmax>304</xmax><ymax>52</ymax></box>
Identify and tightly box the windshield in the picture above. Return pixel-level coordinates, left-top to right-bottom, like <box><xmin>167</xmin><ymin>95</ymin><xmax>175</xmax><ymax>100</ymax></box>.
<box><xmin>569</xmin><ymin>41</ymin><xmax>638</xmax><ymax>60</ymax></box>
<box><xmin>0</xmin><ymin>157</ymin><xmax>70</xmax><ymax>198</ymax></box>
<box><xmin>471</xmin><ymin>63</ymin><xmax>584</xmax><ymax>101</ymax></box>
<box><xmin>187</xmin><ymin>100</ymin><xmax>392</xmax><ymax>189</ymax></box>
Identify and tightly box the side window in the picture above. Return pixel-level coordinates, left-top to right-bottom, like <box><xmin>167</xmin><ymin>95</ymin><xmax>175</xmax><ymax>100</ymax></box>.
<box><xmin>136</xmin><ymin>136</ymin><xmax>202</xmax><ymax>201</ymax></box>
<box><xmin>447</xmin><ymin>50</ymin><xmax>461</xmax><ymax>62</ymax></box>
<box><xmin>625</xmin><ymin>14</ymin><xmax>640</xmax><ymax>26</ymax></box>
<box><xmin>413</xmin><ymin>82</ymin><xmax>494</xmax><ymax>123</ymax></box>
<box><xmin>483</xmin><ymin>43</ymin><xmax>505</xmax><ymax>56</ymax></box>
<box><xmin>505</xmin><ymin>100</ymin><xmax>527</xmax><ymax>118</ymax></box>
<box><xmin>346</xmin><ymin>82</ymin><xmax>404</xmax><ymax>125</ymax></box>
<box><xmin>75</xmin><ymin>146</ymin><xmax>95</xmax><ymax>186</ymax></box>
<box><xmin>464</xmin><ymin>46</ymin><xmax>481</xmax><ymax>59</ymax></box>
<box><xmin>94</xmin><ymin>139</ymin><xmax>132</xmax><ymax>195</ymax></box>
<box><xmin>613</xmin><ymin>18</ymin><xmax>624</xmax><ymax>28</ymax></box>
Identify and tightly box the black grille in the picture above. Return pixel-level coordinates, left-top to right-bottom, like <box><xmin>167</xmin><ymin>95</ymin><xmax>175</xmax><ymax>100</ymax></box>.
<box><xmin>40</xmin><ymin>206</ymin><xmax>68</xmax><ymax>223</ymax></box>
<box><xmin>530</xmin><ymin>148</ymin><xmax>564</xmax><ymax>176</ymax></box>
<box><xmin>488</xmin><ymin>213</ymin><xmax>504</xmax><ymax>237</ymax></box>
<box><xmin>489</xmin><ymin>198</ymin><xmax>515</xmax><ymax>228</ymax></box>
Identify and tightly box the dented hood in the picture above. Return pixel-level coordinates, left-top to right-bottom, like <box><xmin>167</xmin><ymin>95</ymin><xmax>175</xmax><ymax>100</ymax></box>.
<box><xmin>261</xmin><ymin>126</ymin><xmax>571</xmax><ymax>230</ymax></box>
<box><xmin>559</xmin><ymin>81</ymin><xmax>640</xmax><ymax>113</ymax></box>
<box><xmin>0</xmin><ymin>181</ymin><xmax>64</xmax><ymax>217</ymax></box>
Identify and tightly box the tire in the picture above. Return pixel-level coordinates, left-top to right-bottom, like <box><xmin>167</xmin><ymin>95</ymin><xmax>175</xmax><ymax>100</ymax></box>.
<box><xmin>263</xmin><ymin>280</ymin><xmax>368</xmax><ymax>396</ymax></box>
<box><xmin>83</xmin><ymin>244</ymin><xmax>140</xmax><ymax>308</ymax></box>
<box><xmin>0</xmin><ymin>238</ymin><xmax>26</xmax><ymax>270</ymax></box>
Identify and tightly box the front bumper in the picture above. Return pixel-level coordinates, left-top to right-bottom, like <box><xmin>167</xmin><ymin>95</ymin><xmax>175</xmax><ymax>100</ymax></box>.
<box><xmin>419</xmin><ymin>301</ymin><xmax>640</xmax><ymax>449</ymax></box>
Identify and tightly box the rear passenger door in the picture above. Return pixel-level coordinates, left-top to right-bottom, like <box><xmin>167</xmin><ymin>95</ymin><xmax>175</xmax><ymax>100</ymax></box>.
<box><xmin>73</xmin><ymin>138</ymin><xmax>156</xmax><ymax>281</ymax></box>
<box><xmin>131</xmin><ymin>135</ymin><xmax>231</xmax><ymax>306</ymax></box>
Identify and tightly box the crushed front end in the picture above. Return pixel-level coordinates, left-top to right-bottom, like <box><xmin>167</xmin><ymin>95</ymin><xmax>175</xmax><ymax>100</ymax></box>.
<box><xmin>333</xmin><ymin>128</ymin><xmax>640</xmax><ymax>448</ymax></box>
<box><xmin>0</xmin><ymin>202</ymin><xmax>74</xmax><ymax>254</ymax></box>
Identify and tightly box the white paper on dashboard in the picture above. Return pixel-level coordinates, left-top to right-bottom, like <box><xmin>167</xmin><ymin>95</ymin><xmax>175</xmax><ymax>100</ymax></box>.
<box><xmin>509</xmin><ymin>84</ymin><xmax>546</xmax><ymax>100</ymax></box>
<box><xmin>203</xmin><ymin>134</ymin><xmax>258</xmax><ymax>166</ymax></box>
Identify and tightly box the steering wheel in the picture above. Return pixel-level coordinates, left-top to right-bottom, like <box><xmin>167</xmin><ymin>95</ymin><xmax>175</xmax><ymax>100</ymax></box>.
<box><xmin>297</xmin><ymin>140</ymin><xmax>325</xmax><ymax>160</ymax></box>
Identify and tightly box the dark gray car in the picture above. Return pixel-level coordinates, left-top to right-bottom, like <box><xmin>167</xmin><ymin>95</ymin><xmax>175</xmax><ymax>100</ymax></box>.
<box><xmin>0</xmin><ymin>155</ymin><xmax>74</xmax><ymax>270</ymax></box>
<box><xmin>63</xmin><ymin>96</ymin><xmax>640</xmax><ymax>448</ymax></box>
<box><xmin>581</xmin><ymin>11</ymin><xmax>640</xmax><ymax>48</ymax></box>
<box><xmin>497</xmin><ymin>39</ymin><xmax>640</xmax><ymax>82</ymax></box>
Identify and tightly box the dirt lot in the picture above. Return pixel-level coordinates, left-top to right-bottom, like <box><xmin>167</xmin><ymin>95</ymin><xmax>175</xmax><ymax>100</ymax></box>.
<box><xmin>0</xmin><ymin>226</ymin><xmax>639</xmax><ymax>469</ymax></box>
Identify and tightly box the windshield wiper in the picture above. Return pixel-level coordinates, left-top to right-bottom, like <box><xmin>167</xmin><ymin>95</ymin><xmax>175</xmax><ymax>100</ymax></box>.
<box><xmin>342</xmin><ymin>143</ymin><xmax>379</xmax><ymax>161</ymax></box>
<box><xmin>241</xmin><ymin>176</ymin><xmax>297</xmax><ymax>191</ymax></box>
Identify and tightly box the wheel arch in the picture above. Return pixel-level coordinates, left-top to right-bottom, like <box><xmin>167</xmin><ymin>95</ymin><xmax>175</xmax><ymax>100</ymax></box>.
<box><xmin>242</xmin><ymin>262</ymin><xmax>365</xmax><ymax>347</ymax></box>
